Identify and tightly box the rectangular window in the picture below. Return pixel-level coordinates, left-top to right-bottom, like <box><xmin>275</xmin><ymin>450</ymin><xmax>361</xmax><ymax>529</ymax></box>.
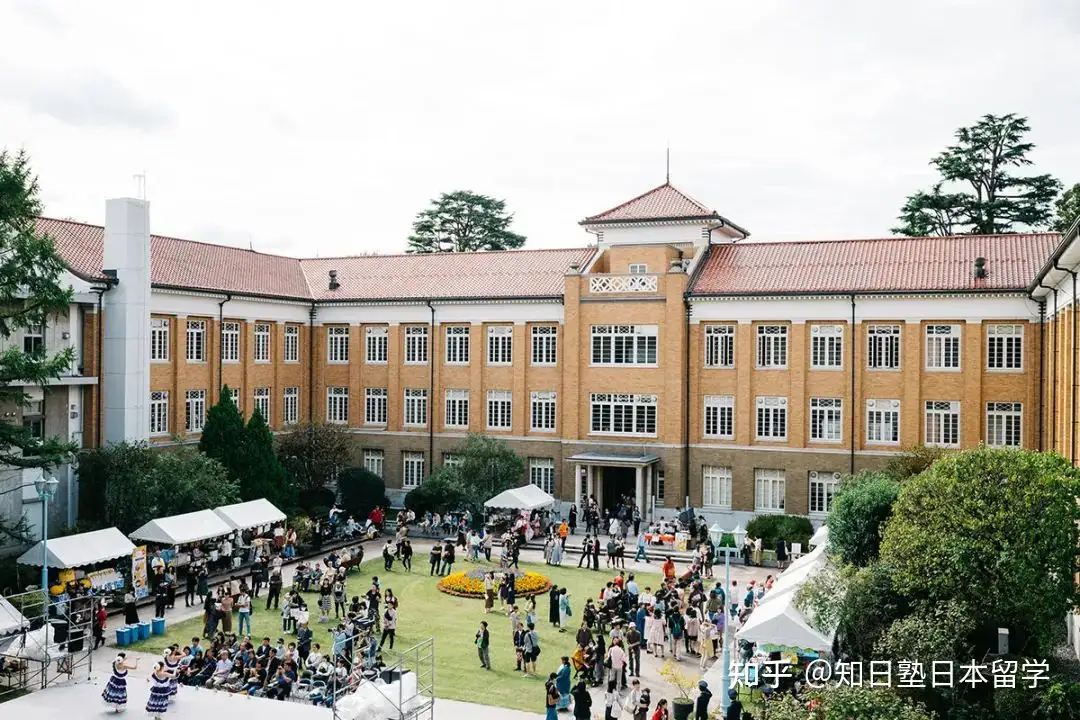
<box><xmin>987</xmin><ymin>324</ymin><xmax>1024</xmax><ymax>371</ymax></box>
<box><xmin>150</xmin><ymin>319</ymin><xmax>169</xmax><ymax>362</ymax></box>
<box><xmin>365</xmin><ymin>388</ymin><xmax>388</xmax><ymax>425</ymax></box>
<box><xmin>530</xmin><ymin>391</ymin><xmax>557</xmax><ymax>432</ymax></box>
<box><xmin>284</xmin><ymin>325</ymin><xmax>299</xmax><ymax>362</ymax></box>
<box><xmin>230</xmin><ymin>387</ymin><xmax>242</xmax><ymax>411</ymax></box>
<box><xmin>443</xmin><ymin>453</ymin><xmax>464</xmax><ymax>468</ymax></box>
<box><xmin>704</xmin><ymin>325</ymin><xmax>735</xmax><ymax>368</ymax></box>
<box><xmin>986</xmin><ymin>402</ymin><xmax>1023</xmax><ymax>447</ymax></box>
<box><xmin>925</xmin><ymin>400</ymin><xmax>960</xmax><ymax>447</ymax></box>
<box><xmin>809</xmin><ymin>471</ymin><xmax>841</xmax><ymax>516</ymax></box>
<box><xmin>755</xmin><ymin>396</ymin><xmax>788</xmax><ymax>441</ymax></box>
<box><xmin>23</xmin><ymin>325</ymin><xmax>43</xmax><ymax>354</ymax></box>
<box><xmin>756</xmin><ymin>325</ymin><xmax>788</xmax><ymax>368</ymax></box>
<box><xmin>809</xmin><ymin>397</ymin><xmax>843</xmax><ymax>443</ymax></box>
<box><xmin>185</xmin><ymin>389</ymin><xmax>206</xmax><ymax>433</ymax></box>
<box><xmin>589</xmin><ymin>393</ymin><xmax>657</xmax><ymax>436</ymax></box>
<box><xmin>529</xmin><ymin>458</ymin><xmax>555</xmax><ymax>494</ymax></box>
<box><xmin>486</xmin><ymin>390</ymin><xmax>512</xmax><ymax>430</ymax></box>
<box><xmin>366</xmin><ymin>327</ymin><xmax>388</xmax><ymax>363</ymax></box>
<box><xmin>405</xmin><ymin>326</ymin><xmax>428</xmax><ymax>364</ymax></box>
<box><xmin>327</xmin><ymin>326</ymin><xmax>350</xmax><ymax>363</ymax></box>
<box><xmin>150</xmin><ymin>391</ymin><xmax>169</xmax><ymax>435</ymax></box>
<box><xmin>363</xmin><ymin>449</ymin><xmax>384</xmax><ymax>478</ymax></box>
<box><xmin>866</xmin><ymin>399</ymin><xmax>900</xmax><ymax>445</ymax></box>
<box><xmin>487</xmin><ymin>326</ymin><xmax>513</xmax><ymax>365</ymax></box>
<box><xmin>703</xmin><ymin>395</ymin><xmax>734</xmax><ymax>439</ymax></box>
<box><xmin>186</xmin><ymin>320</ymin><xmax>206</xmax><ymax>362</ymax></box>
<box><xmin>403</xmin><ymin>451</ymin><xmax>425</xmax><ymax>488</ymax></box>
<box><xmin>23</xmin><ymin>417</ymin><xmax>44</xmax><ymax>439</ymax></box>
<box><xmin>591</xmin><ymin>325</ymin><xmax>658</xmax><ymax>366</ymax></box>
<box><xmin>531</xmin><ymin>325</ymin><xmax>558</xmax><ymax>366</ymax></box>
<box><xmin>925</xmin><ymin>324</ymin><xmax>961</xmax><ymax>370</ymax></box>
<box><xmin>628</xmin><ymin>263</ymin><xmax>648</xmax><ymax>274</ymax></box>
<box><xmin>755</xmin><ymin>468</ymin><xmax>786</xmax><ymax>512</ymax></box>
<box><xmin>810</xmin><ymin>325</ymin><xmax>844</xmax><ymax>369</ymax></box>
<box><xmin>252</xmin><ymin>323</ymin><xmax>271</xmax><ymax>363</ymax></box>
<box><xmin>283</xmin><ymin>387</ymin><xmax>299</xmax><ymax>425</ymax></box>
<box><xmin>327</xmin><ymin>386</ymin><xmax>349</xmax><ymax>424</ymax></box>
<box><xmin>220</xmin><ymin>321</ymin><xmax>239</xmax><ymax>363</ymax></box>
<box><xmin>253</xmin><ymin>387</ymin><xmax>270</xmax><ymax>422</ymax></box>
<box><xmin>444</xmin><ymin>389</ymin><xmax>469</xmax><ymax>428</ymax></box>
<box><xmin>866</xmin><ymin>324</ymin><xmax>900</xmax><ymax>370</ymax></box>
<box><xmin>404</xmin><ymin>388</ymin><xmax>428</xmax><ymax>427</ymax></box>
<box><xmin>445</xmin><ymin>326</ymin><xmax>470</xmax><ymax>365</ymax></box>
<box><xmin>702</xmin><ymin>465</ymin><xmax>732</xmax><ymax>509</ymax></box>
<box><xmin>655</xmin><ymin>470</ymin><xmax>666</xmax><ymax>508</ymax></box>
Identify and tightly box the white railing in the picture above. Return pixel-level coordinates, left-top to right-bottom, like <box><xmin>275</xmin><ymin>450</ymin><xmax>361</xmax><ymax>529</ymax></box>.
<box><xmin>589</xmin><ymin>274</ymin><xmax>659</xmax><ymax>294</ymax></box>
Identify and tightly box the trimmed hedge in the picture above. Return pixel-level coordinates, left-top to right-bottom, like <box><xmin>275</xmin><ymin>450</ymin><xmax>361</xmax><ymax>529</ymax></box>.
<box><xmin>745</xmin><ymin>514</ymin><xmax>813</xmax><ymax>549</ymax></box>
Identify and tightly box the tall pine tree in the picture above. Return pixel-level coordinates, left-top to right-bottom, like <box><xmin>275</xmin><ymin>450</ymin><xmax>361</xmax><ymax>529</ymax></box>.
<box><xmin>239</xmin><ymin>409</ymin><xmax>294</xmax><ymax>510</ymax></box>
<box><xmin>198</xmin><ymin>385</ymin><xmax>245</xmax><ymax>478</ymax></box>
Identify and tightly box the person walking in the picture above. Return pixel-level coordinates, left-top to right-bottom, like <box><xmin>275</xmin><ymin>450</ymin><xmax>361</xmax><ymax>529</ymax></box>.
<box><xmin>475</xmin><ymin>621</ymin><xmax>491</xmax><ymax>670</ymax></box>
<box><xmin>522</xmin><ymin>622</ymin><xmax>541</xmax><ymax>677</ymax></box>
<box><xmin>695</xmin><ymin>681</ymin><xmax>712</xmax><ymax>720</ymax></box>
<box><xmin>380</xmin><ymin>604</ymin><xmax>396</xmax><ymax>650</ymax></box>
<box><xmin>625</xmin><ymin>621</ymin><xmax>641</xmax><ymax>677</ymax></box>
<box><xmin>558</xmin><ymin>588</ymin><xmax>571</xmax><ymax>632</ymax></box>
<box><xmin>429</xmin><ymin>544</ymin><xmax>442</xmax><ymax>576</ymax></box>
<box><xmin>545</xmin><ymin>673</ymin><xmax>561</xmax><ymax>720</ymax></box>
<box><xmin>266</xmin><ymin>570</ymin><xmax>282</xmax><ymax>610</ymax></box>
<box><xmin>184</xmin><ymin>569</ymin><xmax>197</xmax><ymax>608</ymax></box>
<box><xmin>572</xmin><ymin>679</ymin><xmax>592</xmax><ymax>720</ymax></box>
<box><xmin>555</xmin><ymin>656</ymin><xmax>572</xmax><ymax>712</ymax></box>
<box><xmin>577</xmin><ymin>536</ymin><xmax>591</xmax><ymax>569</ymax></box>
<box><xmin>401</xmin><ymin>539</ymin><xmax>413</xmax><ymax>571</ymax></box>
<box><xmin>591</xmin><ymin>536</ymin><xmax>600</xmax><ymax>571</ymax></box>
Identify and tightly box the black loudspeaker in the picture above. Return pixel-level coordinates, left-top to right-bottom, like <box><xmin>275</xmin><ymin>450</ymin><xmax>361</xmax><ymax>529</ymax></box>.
<box><xmin>380</xmin><ymin>668</ymin><xmax>403</xmax><ymax>684</ymax></box>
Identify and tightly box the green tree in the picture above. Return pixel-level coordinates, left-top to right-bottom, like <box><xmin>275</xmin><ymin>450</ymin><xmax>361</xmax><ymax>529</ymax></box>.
<box><xmin>277</xmin><ymin>422</ymin><xmax>352</xmax><ymax>510</ymax></box>
<box><xmin>0</xmin><ymin>150</ymin><xmax>77</xmax><ymax>542</ymax></box>
<box><xmin>149</xmin><ymin>447</ymin><xmax>239</xmax><ymax>517</ymax></box>
<box><xmin>879</xmin><ymin>448</ymin><xmax>1080</xmax><ymax>655</ymax></box>
<box><xmin>406</xmin><ymin>190</ymin><xmax>526</xmax><ymax>253</ymax></box>
<box><xmin>1052</xmin><ymin>182</ymin><xmax>1080</xmax><ymax>233</ymax></box>
<box><xmin>198</xmin><ymin>385</ymin><xmax>245</xmax><ymax>476</ymax></box>
<box><xmin>893</xmin><ymin>114</ymin><xmax>1061</xmax><ymax>236</ymax></box>
<box><xmin>403</xmin><ymin>468</ymin><xmax>466</xmax><ymax>515</ymax></box>
<box><xmin>882</xmin><ymin>445</ymin><xmax>948</xmax><ymax>481</ymax></box>
<box><xmin>238</xmin><ymin>409</ymin><xmax>294</xmax><ymax>510</ymax></box>
<box><xmin>446</xmin><ymin>433</ymin><xmax>524</xmax><ymax>515</ymax></box>
<box><xmin>827</xmin><ymin>472</ymin><xmax>900</xmax><ymax>567</ymax></box>
<box><xmin>337</xmin><ymin>466</ymin><xmax>389</xmax><ymax>520</ymax></box>
<box><xmin>82</xmin><ymin>441</ymin><xmax>158</xmax><ymax>533</ymax></box>
<box><xmin>756</xmin><ymin>684</ymin><xmax>935</xmax><ymax>720</ymax></box>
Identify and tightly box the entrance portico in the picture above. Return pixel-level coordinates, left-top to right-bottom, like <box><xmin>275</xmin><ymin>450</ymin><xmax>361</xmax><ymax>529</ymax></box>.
<box><xmin>566</xmin><ymin>452</ymin><xmax>661</xmax><ymax>519</ymax></box>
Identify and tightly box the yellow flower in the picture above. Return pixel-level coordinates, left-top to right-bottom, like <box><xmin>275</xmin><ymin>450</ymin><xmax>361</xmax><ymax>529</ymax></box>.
<box><xmin>437</xmin><ymin>570</ymin><xmax>552</xmax><ymax>598</ymax></box>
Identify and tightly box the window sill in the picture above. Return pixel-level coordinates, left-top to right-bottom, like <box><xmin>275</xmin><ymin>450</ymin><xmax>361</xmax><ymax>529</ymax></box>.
<box><xmin>284</xmin><ymin>359</ymin><xmax>300</xmax><ymax>364</ymax></box>
<box><xmin>487</xmin><ymin>363</ymin><xmax>512</xmax><ymax>367</ymax></box>
<box><xmin>703</xmin><ymin>365</ymin><xmax>735</xmax><ymax>370</ymax></box>
<box><xmin>364</xmin><ymin>422</ymin><xmax>387</xmax><ymax>428</ymax></box>
<box><xmin>366</xmin><ymin>360</ymin><xmax>388</xmax><ymax>365</ymax></box>
<box><xmin>531</xmin><ymin>363</ymin><xmax>557</xmax><ymax>368</ymax></box>
<box><xmin>486</xmin><ymin>427</ymin><xmax>513</xmax><ymax>432</ymax></box>
<box><xmin>589</xmin><ymin>363</ymin><xmax>659</xmax><ymax>369</ymax></box>
<box><xmin>327</xmin><ymin>360</ymin><xmax>349</xmax><ymax>365</ymax></box>
<box><xmin>702</xmin><ymin>505</ymin><xmax>733</xmax><ymax>511</ymax></box>
<box><xmin>404</xmin><ymin>362</ymin><xmax>429</xmax><ymax>366</ymax></box>
<box><xmin>151</xmin><ymin>359</ymin><xmax>170</xmax><ymax>364</ymax></box>
<box><xmin>588</xmin><ymin>431</ymin><xmax>658</xmax><ymax>439</ymax></box>
<box><xmin>753</xmin><ymin>507</ymin><xmax>785</xmax><ymax>515</ymax></box>
<box><xmin>755</xmin><ymin>437</ymin><xmax>789</xmax><ymax>443</ymax></box>
<box><xmin>865</xmin><ymin>440</ymin><xmax>900</xmax><ymax>447</ymax></box>
<box><xmin>924</xmin><ymin>367</ymin><xmax>962</xmax><ymax>373</ymax></box>
<box><xmin>754</xmin><ymin>366</ymin><xmax>788</xmax><ymax>371</ymax></box>
<box><xmin>530</xmin><ymin>428</ymin><xmax>557</xmax><ymax>433</ymax></box>
<box><xmin>404</xmin><ymin>423</ymin><xmax>427</xmax><ymax>429</ymax></box>
<box><xmin>445</xmin><ymin>362</ymin><xmax>470</xmax><ymax>367</ymax></box>
<box><xmin>809</xmin><ymin>366</ymin><xmax>843</xmax><ymax>372</ymax></box>
<box><xmin>701</xmin><ymin>435</ymin><xmax>734</xmax><ymax>441</ymax></box>
<box><xmin>254</xmin><ymin>360</ymin><xmax>270</xmax><ymax>364</ymax></box>
<box><xmin>186</xmin><ymin>360</ymin><xmax>208</xmax><ymax>365</ymax></box>
<box><xmin>808</xmin><ymin>439</ymin><xmax>843</xmax><ymax>445</ymax></box>
<box><xmin>985</xmin><ymin>368</ymin><xmax>1023</xmax><ymax>373</ymax></box>
<box><xmin>867</xmin><ymin>367</ymin><xmax>901</xmax><ymax>373</ymax></box>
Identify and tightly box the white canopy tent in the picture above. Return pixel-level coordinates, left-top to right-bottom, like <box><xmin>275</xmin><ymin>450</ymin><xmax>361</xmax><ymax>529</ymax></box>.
<box><xmin>16</xmin><ymin>527</ymin><xmax>135</xmax><ymax>569</ymax></box>
<box><xmin>214</xmin><ymin>499</ymin><xmax>286</xmax><ymax>531</ymax></box>
<box><xmin>736</xmin><ymin>591</ymin><xmax>834</xmax><ymax>652</ymax></box>
<box><xmin>759</xmin><ymin>552</ymin><xmax>828</xmax><ymax>605</ymax></box>
<box><xmin>809</xmin><ymin>524</ymin><xmax>829</xmax><ymax>547</ymax></box>
<box><xmin>129</xmin><ymin>509</ymin><xmax>233</xmax><ymax>545</ymax></box>
<box><xmin>484</xmin><ymin>484</ymin><xmax>556</xmax><ymax>511</ymax></box>
<box><xmin>0</xmin><ymin>595</ymin><xmax>29</xmax><ymax>638</ymax></box>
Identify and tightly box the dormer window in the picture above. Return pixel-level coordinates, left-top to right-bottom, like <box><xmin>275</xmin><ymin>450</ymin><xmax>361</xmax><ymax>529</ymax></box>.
<box><xmin>628</xmin><ymin>263</ymin><xmax>648</xmax><ymax>274</ymax></box>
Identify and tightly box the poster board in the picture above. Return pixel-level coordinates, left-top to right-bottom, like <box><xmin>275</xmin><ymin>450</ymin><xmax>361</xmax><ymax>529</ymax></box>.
<box><xmin>131</xmin><ymin>546</ymin><xmax>149</xmax><ymax>599</ymax></box>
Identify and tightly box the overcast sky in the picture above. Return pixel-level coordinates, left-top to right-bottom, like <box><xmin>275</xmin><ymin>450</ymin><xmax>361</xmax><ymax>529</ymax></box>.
<box><xmin>2</xmin><ymin>1</ymin><xmax>1078</xmax><ymax>256</ymax></box>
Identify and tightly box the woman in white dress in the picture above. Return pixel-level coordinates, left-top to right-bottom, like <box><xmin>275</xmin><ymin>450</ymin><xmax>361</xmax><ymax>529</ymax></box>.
<box><xmin>101</xmin><ymin>653</ymin><xmax>138</xmax><ymax>712</ymax></box>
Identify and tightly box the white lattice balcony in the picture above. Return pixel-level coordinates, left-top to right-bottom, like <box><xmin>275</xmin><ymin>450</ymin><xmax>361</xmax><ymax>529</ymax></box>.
<box><xmin>588</xmin><ymin>274</ymin><xmax>659</xmax><ymax>294</ymax></box>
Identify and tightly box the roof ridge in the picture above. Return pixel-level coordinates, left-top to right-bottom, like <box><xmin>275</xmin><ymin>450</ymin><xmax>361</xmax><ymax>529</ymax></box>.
<box><xmin>301</xmin><ymin>246</ymin><xmax>592</xmax><ymax>262</ymax></box>
<box><xmin>583</xmin><ymin>182</ymin><xmax>714</xmax><ymax>222</ymax></box>
<box><xmin>728</xmin><ymin>232</ymin><xmax>1061</xmax><ymax>248</ymax></box>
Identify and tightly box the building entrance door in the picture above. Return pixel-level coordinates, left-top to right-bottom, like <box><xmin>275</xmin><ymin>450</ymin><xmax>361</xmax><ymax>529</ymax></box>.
<box><xmin>600</xmin><ymin>465</ymin><xmax>635</xmax><ymax>515</ymax></box>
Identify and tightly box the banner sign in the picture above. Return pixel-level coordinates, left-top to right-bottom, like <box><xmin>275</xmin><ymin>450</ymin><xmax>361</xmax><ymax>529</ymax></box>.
<box><xmin>132</xmin><ymin>546</ymin><xmax>149</xmax><ymax>600</ymax></box>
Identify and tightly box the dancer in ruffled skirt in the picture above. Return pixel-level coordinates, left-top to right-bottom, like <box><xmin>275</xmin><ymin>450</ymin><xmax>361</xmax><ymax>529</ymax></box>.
<box><xmin>101</xmin><ymin>653</ymin><xmax>139</xmax><ymax>712</ymax></box>
<box><xmin>145</xmin><ymin>661</ymin><xmax>174</xmax><ymax>719</ymax></box>
<box><xmin>163</xmin><ymin>647</ymin><xmax>182</xmax><ymax>702</ymax></box>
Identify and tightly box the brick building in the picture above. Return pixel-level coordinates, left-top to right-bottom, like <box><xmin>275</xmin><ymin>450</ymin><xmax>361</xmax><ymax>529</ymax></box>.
<box><xmin>21</xmin><ymin>185</ymin><xmax>1078</xmax><ymax>531</ymax></box>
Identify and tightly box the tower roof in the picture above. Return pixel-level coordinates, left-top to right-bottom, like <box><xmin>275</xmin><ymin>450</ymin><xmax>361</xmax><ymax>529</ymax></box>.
<box><xmin>581</xmin><ymin>182</ymin><xmax>749</xmax><ymax>236</ymax></box>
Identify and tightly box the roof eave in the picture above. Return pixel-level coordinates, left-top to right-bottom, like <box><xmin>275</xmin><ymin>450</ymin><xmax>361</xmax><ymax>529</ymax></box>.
<box><xmin>317</xmin><ymin>294</ymin><xmax>565</xmax><ymax>305</ymax></box>
<box><xmin>688</xmin><ymin>287</ymin><xmax>1030</xmax><ymax>299</ymax></box>
<box><xmin>1029</xmin><ymin>218</ymin><xmax>1080</xmax><ymax>295</ymax></box>
<box><xmin>579</xmin><ymin>214</ymin><xmax>720</xmax><ymax>227</ymax></box>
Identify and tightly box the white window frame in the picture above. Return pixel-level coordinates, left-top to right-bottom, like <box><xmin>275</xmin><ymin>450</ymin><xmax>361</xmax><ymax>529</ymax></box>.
<box><xmin>186</xmin><ymin>319</ymin><xmax>206</xmax><ymax>363</ymax></box>
<box><xmin>220</xmin><ymin>321</ymin><xmax>239</xmax><ymax>363</ymax></box>
<box><xmin>704</xmin><ymin>325</ymin><xmax>735</xmax><ymax>369</ymax></box>
<box><xmin>327</xmin><ymin>386</ymin><xmax>349</xmax><ymax>425</ymax></box>
<box><xmin>530</xmin><ymin>391</ymin><xmax>557</xmax><ymax>432</ymax></box>
<box><xmin>366</xmin><ymin>326</ymin><xmax>388</xmax><ymax>364</ymax></box>
<box><xmin>486</xmin><ymin>389</ymin><xmax>512</xmax><ymax>430</ymax></box>
<box><xmin>363</xmin><ymin>449</ymin><xmax>384</xmax><ymax>478</ymax></box>
<box><xmin>590</xmin><ymin>325</ymin><xmax>658</xmax><ymax>366</ymax></box>
<box><xmin>150</xmin><ymin>318</ymin><xmax>169</xmax><ymax>362</ymax></box>
<box><xmin>23</xmin><ymin>324</ymin><xmax>43</xmax><ymax>354</ymax></box>
<box><xmin>531</xmin><ymin>325</ymin><xmax>558</xmax><ymax>366</ymax></box>
<box><xmin>445</xmin><ymin>326</ymin><xmax>470</xmax><ymax>365</ymax></box>
<box><xmin>529</xmin><ymin>457</ymin><xmax>555</xmax><ymax>495</ymax></box>
<box><xmin>405</xmin><ymin>326</ymin><xmax>428</xmax><ymax>365</ymax></box>
<box><xmin>809</xmin><ymin>471</ymin><xmax>841</xmax><ymax>516</ymax></box>
<box><xmin>754</xmin><ymin>468</ymin><xmax>786</xmax><ymax>513</ymax></box>
<box><xmin>867</xmin><ymin>324</ymin><xmax>901</xmax><ymax>370</ymax></box>
<box><xmin>809</xmin><ymin>397</ymin><xmax>843</xmax><ymax>443</ymax></box>
<box><xmin>628</xmin><ymin>263</ymin><xmax>648</xmax><ymax>274</ymax></box>
<box><xmin>253</xmin><ymin>387</ymin><xmax>270</xmax><ymax>423</ymax></box>
<box><xmin>365</xmin><ymin>387</ymin><xmax>388</xmax><ymax>426</ymax></box>
<box><xmin>703</xmin><ymin>395</ymin><xmax>734</xmax><ymax>439</ymax></box>
<box><xmin>230</xmin><ymin>387</ymin><xmax>242</xmax><ymax>410</ymax></box>
<box><xmin>184</xmin><ymin>389</ymin><xmax>206</xmax><ymax>433</ymax></box>
<box><xmin>283</xmin><ymin>325</ymin><xmax>299</xmax><ymax>363</ymax></box>
<box><xmin>327</xmin><ymin>326</ymin><xmax>350</xmax><ymax>364</ymax></box>
<box><xmin>925</xmin><ymin>324</ymin><xmax>961</xmax><ymax>371</ymax></box>
<box><xmin>487</xmin><ymin>326</ymin><xmax>513</xmax><ymax>366</ymax></box>
<box><xmin>986</xmin><ymin>324</ymin><xmax>1024</xmax><ymax>372</ymax></box>
<box><xmin>589</xmin><ymin>393</ymin><xmax>657</xmax><ymax>437</ymax></box>
<box><xmin>986</xmin><ymin>402</ymin><xmax>1023</xmax><ymax>447</ymax></box>
<box><xmin>865</xmin><ymin>399</ymin><xmax>900</xmax><ymax>445</ymax></box>
<box><xmin>924</xmin><ymin>400</ymin><xmax>960</xmax><ymax>448</ymax></box>
<box><xmin>444</xmin><ymin>389</ymin><xmax>469</xmax><ymax>429</ymax></box>
<box><xmin>252</xmin><ymin>323</ymin><xmax>271</xmax><ymax>363</ymax></box>
<box><xmin>443</xmin><ymin>453</ymin><xmax>464</xmax><ymax>468</ymax></box>
<box><xmin>150</xmin><ymin>391</ymin><xmax>169</xmax><ymax>436</ymax></box>
<box><xmin>283</xmin><ymin>387</ymin><xmax>299</xmax><ymax>425</ymax></box>
<box><xmin>702</xmin><ymin>465</ymin><xmax>732</xmax><ymax>509</ymax></box>
<box><xmin>810</xmin><ymin>325</ymin><xmax>844</xmax><ymax>370</ymax></box>
<box><xmin>755</xmin><ymin>396</ymin><xmax>788</xmax><ymax>441</ymax></box>
<box><xmin>756</xmin><ymin>324</ymin><xmax>788</xmax><ymax>369</ymax></box>
<box><xmin>404</xmin><ymin>388</ymin><xmax>428</xmax><ymax>427</ymax></box>
<box><xmin>403</xmin><ymin>451</ymin><xmax>425</xmax><ymax>488</ymax></box>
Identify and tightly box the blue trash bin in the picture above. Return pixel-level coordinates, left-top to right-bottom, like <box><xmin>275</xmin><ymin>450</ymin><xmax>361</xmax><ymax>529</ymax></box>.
<box><xmin>138</xmin><ymin>621</ymin><xmax>151</xmax><ymax>641</ymax></box>
<box><xmin>116</xmin><ymin>626</ymin><xmax>131</xmax><ymax>646</ymax></box>
<box><xmin>152</xmin><ymin>617</ymin><xmax>166</xmax><ymax>636</ymax></box>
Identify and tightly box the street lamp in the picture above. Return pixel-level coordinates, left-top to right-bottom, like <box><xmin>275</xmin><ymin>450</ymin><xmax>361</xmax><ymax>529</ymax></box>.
<box><xmin>34</xmin><ymin>474</ymin><xmax>59</xmax><ymax>594</ymax></box>
<box><xmin>720</xmin><ymin>523</ymin><xmax>747</xmax><ymax>713</ymax></box>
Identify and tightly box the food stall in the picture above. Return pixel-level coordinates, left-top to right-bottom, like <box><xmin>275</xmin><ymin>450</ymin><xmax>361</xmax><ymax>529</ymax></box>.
<box><xmin>16</xmin><ymin>527</ymin><xmax>135</xmax><ymax>597</ymax></box>
<box><xmin>213</xmin><ymin>499</ymin><xmax>287</xmax><ymax>561</ymax></box>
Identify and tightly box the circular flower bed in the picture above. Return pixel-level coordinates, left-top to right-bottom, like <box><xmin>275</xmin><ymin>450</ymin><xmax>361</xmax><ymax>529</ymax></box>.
<box><xmin>437</xmin><ymin>568</ymin><xmax>552</xmax><ymax>599</ymax></box>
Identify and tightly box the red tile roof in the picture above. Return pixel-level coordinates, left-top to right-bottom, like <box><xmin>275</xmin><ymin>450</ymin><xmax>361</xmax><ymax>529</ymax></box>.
<box><xmin>690</xmin><ymin>233</ymin><xmax>1060</xmax><ymax>296</ymax></box>
<box><xmin>582</xmin><ymin>183</ymin><xmax>720</xmax><ymax>224</ymax></box>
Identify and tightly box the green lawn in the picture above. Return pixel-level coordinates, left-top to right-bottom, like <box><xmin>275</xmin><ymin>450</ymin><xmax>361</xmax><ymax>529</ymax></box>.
<box><xmin>124</xmin><ymin>558</ymin><xmax>658</xmax><ymax>713</ymax></box>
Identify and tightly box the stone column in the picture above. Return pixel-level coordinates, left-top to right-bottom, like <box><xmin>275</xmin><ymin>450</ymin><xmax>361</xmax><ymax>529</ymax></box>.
<box><xmin>635</xmin><ymin>465</ymin><xmax>644</xmax><ymax>517</ymax></box>
<box><xmin>574</xmin><ymin>463</ymin><xmax>583</xmax><ymax>510</ymax></box>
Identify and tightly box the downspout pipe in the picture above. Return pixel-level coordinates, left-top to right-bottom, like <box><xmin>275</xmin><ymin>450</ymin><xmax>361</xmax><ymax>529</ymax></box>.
<box><xmin>683</xmin><ymin>298</ymin><xmax>691</xmax><ymax>511</ymax></box>
<box><xmin>217</xmin><ymin>293</ymin><xmax>232</xmax><ymax>393</ymax></box>
<box><xmin>1055</xmin><ymin>264</ymin><xmax>1078</xmax><ymax>464</ymax></box>
<box><xmin>426</xmin><ymin>301</ymin><xmax>435</xmax><ymax>467</ymax></box>
<box><xmin>1038</xmin><ymin>299</ymin><xmax>1046</xmax><ymax>451</ymax></box>
<box><xmin>308</xmin><ymin>302</ymin><xmax>316</xmax><ymax>424</ymax></box>
<box><xmin>1045</xmin><ymin>286</ymin><xmax>1059</xmax><ymax>451</ymax></box>
<box><xmin>90</xmin><ymin>277</ymin><xmax>117</xmax><ymax>447</ymax></box>
<box><xmin>850</xmin><ymin>295</ymin><xmax>856</xmax><ymax>475</ymax></box>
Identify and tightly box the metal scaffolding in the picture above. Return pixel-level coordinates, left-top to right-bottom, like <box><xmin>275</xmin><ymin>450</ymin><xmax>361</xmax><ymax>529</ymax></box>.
<box><xmin>0</xmin><ymin>589</ymin><xmax>95</xmax><ymax>701</ymax></box>
<box><xmin>331</xmin><ymin>637</ymin><xmax>435</xmax><ymax>720</ymax></box>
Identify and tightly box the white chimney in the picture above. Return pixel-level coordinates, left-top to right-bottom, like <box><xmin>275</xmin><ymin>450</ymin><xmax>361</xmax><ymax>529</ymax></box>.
<box><xmin>102</xmin><ymin>198</ymin><xmax>151</xmax><ymax>443</ymax></box>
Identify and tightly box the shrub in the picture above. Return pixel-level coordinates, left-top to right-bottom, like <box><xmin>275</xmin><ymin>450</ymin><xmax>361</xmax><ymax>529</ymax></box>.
<box><xmin>828</xmin><ymin>472</ymin><xmax>900</xmax><ymax>567</ymax></box>
<box><xmin>337</xmin><ymin>467</ymin><xmax>389</xmax><ymax>520</ymax></box>
<box><xmin>745</xmin><ymin>514</ymin><xmax>812</xmax><ymax>549</ymax></box>
<box><xmin>883</xmin><ymin>444</ymin><xmax>948</xmax><ymax>481</ymax></box>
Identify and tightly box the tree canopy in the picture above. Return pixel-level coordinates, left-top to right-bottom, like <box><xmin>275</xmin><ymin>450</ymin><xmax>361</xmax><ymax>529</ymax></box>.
<box><xmin>277</xmin><ymin>422</ymin><xmax>352</xmax><ymax>510</ymax></box>
<box><xmin>337</xmin><ymin>466</ymin><xmax>389</xmax><ymax>520</ymax></box>
<box><xmin>893</xmin><ymin>114</ymin><xmax>1061</xmax><ymax>236</ymax></box>
<box><xmin>404</xmin><ymin>434</ymin><xmax>523</xmax><ymax>517</ymax></box>
<box><xmin>406</xmin><ymin>190</ymin><xmax>526</xmax><ymax>253</ymax></box>
<box><xmin>827</xmin><ymin>472</ymin><xmax>900</xmax><ymax>567</ymax></box>
<box><xmin>1052</xmin><ymin>182</ymin><xmax>1080</xmax><ymax>233</ymax></box>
